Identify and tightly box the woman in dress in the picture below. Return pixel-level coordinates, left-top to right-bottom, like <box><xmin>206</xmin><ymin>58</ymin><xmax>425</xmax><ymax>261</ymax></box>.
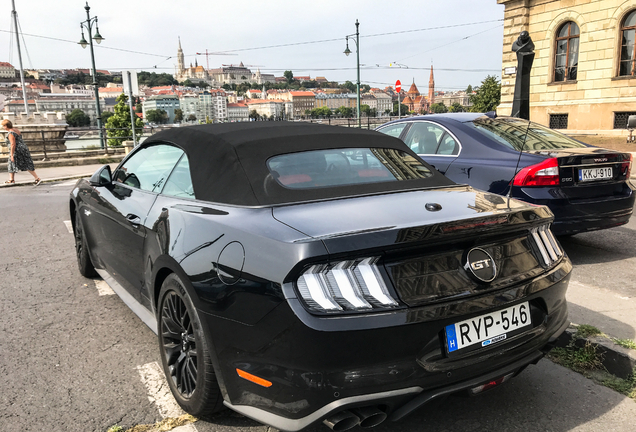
<box><xmin>2</xmin><ymin>119</ymin><xmax>41</xmax><ymax>185</ymax></box>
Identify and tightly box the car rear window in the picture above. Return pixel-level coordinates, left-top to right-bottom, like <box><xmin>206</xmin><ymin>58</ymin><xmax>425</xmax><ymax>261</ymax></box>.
<box><xmin>267</xmin><ymin>148</ymin><xmax>434</xmax><ymax>189</ymax></box>
<box><xmin>469</xmin><ymin>118</ymin><xmax>587</xmax><ymax>151</ymax></box>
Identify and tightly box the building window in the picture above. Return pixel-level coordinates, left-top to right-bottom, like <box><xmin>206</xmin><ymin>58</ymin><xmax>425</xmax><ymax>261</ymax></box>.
<box><xmin>613</xmin><ymin>111</ymin><xmax>636</xmax><ymax>128</ymax></box>
<box><xmin>619</xmin><ymin>11</ymin><xmax>636</xmax><ymax>76</ymax></box>
<box><xmin>549</xmin><ymin>114</ymin><xmax>569</xmax><ymax>129</ymax></box>
<box><xmin>554</xmin><ymin>22</ymin><xmax>579</xmax><ymax>81</ymax></box>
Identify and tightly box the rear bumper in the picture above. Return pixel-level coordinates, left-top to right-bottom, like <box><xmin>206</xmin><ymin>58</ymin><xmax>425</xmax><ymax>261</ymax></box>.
<box><xmin>515</xmin><ymin>183</ymin><xmax>634</xmax><ymax>235</ymax></box>
<box><xmin>198</xmin><ymin>258</ymin><xmax>571</xmax><ymax>430</ymax></box>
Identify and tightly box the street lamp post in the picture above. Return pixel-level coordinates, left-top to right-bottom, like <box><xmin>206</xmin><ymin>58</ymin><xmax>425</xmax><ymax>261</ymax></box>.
<box><xmin>343</xmin><ymin>20</ymin><xmax>361</xmax><ymax>128</ymax></box>
<box><xmin>78</xmin><ymin>2</ymin><xmax>106</xmax><ymax>150</ymax></box>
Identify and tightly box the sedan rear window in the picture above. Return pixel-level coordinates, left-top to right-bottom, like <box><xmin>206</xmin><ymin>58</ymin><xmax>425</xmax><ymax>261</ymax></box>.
<box><xmin>470</xmin><ymin>118</ymin><xmax>587</xmax><ymax>151</ymax></box>
<box><xmin>267</xmin><ymin>148</ymin><xmax>433</xmax><ymax>189</ymax></box>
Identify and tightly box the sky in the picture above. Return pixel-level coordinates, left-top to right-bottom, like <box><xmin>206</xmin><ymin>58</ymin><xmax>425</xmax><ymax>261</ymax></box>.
<box><xmin>2</xmin><ymin>0</ymin><xmax>506</xmax><ymax>92</ymax></box>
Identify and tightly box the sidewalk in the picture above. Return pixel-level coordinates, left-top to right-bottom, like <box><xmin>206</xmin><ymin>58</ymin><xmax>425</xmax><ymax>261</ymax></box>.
<box><xmin>0</xmin><ymin>163</ymin><xmax>111</xmax><ymax>187</ymax></box>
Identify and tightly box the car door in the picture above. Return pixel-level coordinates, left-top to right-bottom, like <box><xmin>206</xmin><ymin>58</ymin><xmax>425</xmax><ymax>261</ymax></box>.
<box><xmin>88</xmin><ymin>144</ymin><xmax>185</xmax><ymax>300</ymax></box>
<box><xmin>401</xmin><ymin>121</ymin><xmax>461</xmax><ymax>174</ymax></box>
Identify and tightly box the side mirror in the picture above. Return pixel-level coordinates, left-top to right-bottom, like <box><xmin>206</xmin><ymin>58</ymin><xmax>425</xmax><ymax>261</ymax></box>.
<box><xmin>90</xmin><ymin>165</ymin><xmax>112</xmax><ymax>187</ymax></box>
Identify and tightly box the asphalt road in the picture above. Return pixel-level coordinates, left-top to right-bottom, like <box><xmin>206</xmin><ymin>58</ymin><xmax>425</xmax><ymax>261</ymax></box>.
<box><xmin>1</xmin><ymin>181</ymin><xmax>635</xmax><ymax>432</ymax></box>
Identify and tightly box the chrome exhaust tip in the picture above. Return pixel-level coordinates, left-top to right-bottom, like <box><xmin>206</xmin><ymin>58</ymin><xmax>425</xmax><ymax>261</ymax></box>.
<box><xmin>323</xmin><ymin>410</ymin><xmax>361</xmax><ymax>431</ymax></box>
<box><xmin>351</xmin><ymin>406</ymin><xmax>387</xmax><ymax>428</ymax></box>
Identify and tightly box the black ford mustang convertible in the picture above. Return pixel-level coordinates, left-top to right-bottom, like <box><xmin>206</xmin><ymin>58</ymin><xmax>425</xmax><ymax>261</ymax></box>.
<box><xmin>70</xmin><ymin>123</ymin><xmax>571</xmax><ymax>431</ymax></box>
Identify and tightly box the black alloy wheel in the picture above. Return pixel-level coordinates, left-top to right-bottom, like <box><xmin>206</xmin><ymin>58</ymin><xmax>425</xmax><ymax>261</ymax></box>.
<box><xmin>74</xmin><ymin>209</ymin><xmax>97</xmax><ymax>278</ymax></box>
<box><xmin>158</xmin><ymin>274</ymin><xmax>222</xmax><ymax>416</ymax></box>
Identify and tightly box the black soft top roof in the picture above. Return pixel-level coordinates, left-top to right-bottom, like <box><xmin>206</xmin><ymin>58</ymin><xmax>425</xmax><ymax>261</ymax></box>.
<box><xmin>144</xmin><ymin>122</ymin><xmax>453</xmax><ymax>206</ymax></box>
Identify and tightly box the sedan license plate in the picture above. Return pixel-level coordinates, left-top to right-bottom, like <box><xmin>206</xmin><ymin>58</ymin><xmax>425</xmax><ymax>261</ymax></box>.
<box><xmin>578</xmin><ymin>167</ymin><xmax>613</xmax><ymax>182</ymax></box>
<box><xmin>445</xmin><ymin>302</ymin><xmax>531</xmax><ymax>354</ymax></box>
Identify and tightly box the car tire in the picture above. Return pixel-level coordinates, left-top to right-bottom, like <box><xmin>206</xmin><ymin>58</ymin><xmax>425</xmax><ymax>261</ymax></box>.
<box><xmin>158</xmin><ymin>274</ymin><xmax>223</xmax><ymax>417</ymax></box>
<box><xmin>74</xmin><ymin>209</ymin><xmax>98</xmax><ymax>278</ymax></box>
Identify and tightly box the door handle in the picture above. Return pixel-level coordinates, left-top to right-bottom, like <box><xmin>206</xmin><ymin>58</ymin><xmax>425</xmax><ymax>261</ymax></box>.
<box><xmin>126</xmin><ymin>213</ymin><xmax>142</xmax><ymax>226</ymax></box>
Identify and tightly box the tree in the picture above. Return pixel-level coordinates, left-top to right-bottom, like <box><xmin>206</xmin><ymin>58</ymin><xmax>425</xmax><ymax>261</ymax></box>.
<box><xmin>101</xmin><ymin>111</ymin><xmax>114</xmax><ymax>124</ymax></box>
<box><xmin>310</xmin><ymin>106</ymin><xmax>332</xmax><ymax>118</ymax></box>
<box><xmin>466</xmin><ymin>84</ymin><xmax>473</xmax><ymax>94</ymax></box>
<box><xmin>470</xmin><ymin>75</ymin><xmax>501</xmax><ymax>113</ymax></box>
<box><xmin>138</xmin><ymin>71</ymin><xmax>178</xmax><ymax>86</ymax></box>
<box><xmin>391</xmin><ymin>101</ymin><xmax>408</xmax><ymax>116</ymax></box>
<box><xmin>449</xmin><ymin>102</ymin><xmax>465</xmax><ymax>113</ymax></box>
<box><xmin>360</xmin><ymin>104</ymin><xmax>371</xmax><ymax>117</ymax></box>
<box><xmin>284</xmin><ymin>70</ymin><xmax>294</xmax><ymax>84</ymax></box>
<box><xmin>105</xmin><ymin>93</ymin><xmax>143</xmax><ymax>146</ymax></box>
<box><xmin>222</xmin><ymin>84</ymin><xmax>232</xmax><ymax>91</ymax></box>
<box><xmin>341</xmin><ymin>81</ymin><xmax>356</xmax><ymax>93</ymax></box>
<box><xmin>430</xmin><ymin>103</ymin><xmax>448</xmax><ymax>114</ymax></box>
<box><xmin>335</xmin><ymin>106</ymin><xmax>353</xmax><ymax>118</ymax></box>
<box><xmin>181</xmin><ymin>79</ymin><xmax>195</xmax><ymax>87</ymax></box>
<box><xmin>197</xmin><ymin>81</ymin><xmax>210</xmax><ymax>88</ymax></box>
<box><xmin>146</xmin><ymin>109</ymin><xmax>169</xmax><ymax>124</ymax></box>
<box><xmin>66</xmin><ymin>109</ymin><xmax>91</xmax><ymax>127</ymax></box>
<box><xmin>174</xmin><ymin>108</ymin><xmax>184</xmax><ymax>123</ymax></box>
<box><xmin>249</xmin><ymin>110</ymin><xmax>259</xmax><ymax>120</ymax></box>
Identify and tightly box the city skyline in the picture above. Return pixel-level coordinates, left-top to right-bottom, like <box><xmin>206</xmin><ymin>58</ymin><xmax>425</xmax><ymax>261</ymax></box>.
<box><xmin>2</xmin><ymin>0</ymin><xmax>505</xmax><ymax>91</ymax></box>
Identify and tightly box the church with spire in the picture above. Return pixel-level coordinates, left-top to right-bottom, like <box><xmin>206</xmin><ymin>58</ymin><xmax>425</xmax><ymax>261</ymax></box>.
<box><xmin>401</xmin><ymin>65</ymin><xmax>435</xmax><ymax>114</ymax></box>
<box><xmin>175</xmin><ymin>37</ymin><xmax>211</xmax><ymax>83</ymax></box>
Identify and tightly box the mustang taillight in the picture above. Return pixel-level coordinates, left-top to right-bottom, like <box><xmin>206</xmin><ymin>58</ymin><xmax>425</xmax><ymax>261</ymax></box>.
<box><xmin>529</xmin><ymin>224</ymin><xmax>563</xmax><ymax>267</ymax></box>
<box><xmin>296</xmin><ymin>257</ymin><xmax>399</xmax><ymax>313</ymax></box>
<box><xmin>621</xmin><ymin>154</ymin><xmax>632</xmax><ymax>179</ymax></box>
<box><xmin>513</xmin><ymin>158</ymin><xmax>560</xmax><ymax>187</ymax></box>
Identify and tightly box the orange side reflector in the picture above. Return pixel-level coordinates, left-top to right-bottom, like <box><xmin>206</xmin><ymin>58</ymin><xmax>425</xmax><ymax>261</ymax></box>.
<box><xmin>236</xmin><ymin>368</ymin><xmax>272</xmax><ymax>388</ymax></box>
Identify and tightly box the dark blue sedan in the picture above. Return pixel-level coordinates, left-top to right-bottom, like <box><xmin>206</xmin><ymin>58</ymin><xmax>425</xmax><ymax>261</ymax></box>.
<box><xmin>377</xmin><ymin>113</ymin><xmax>634</xmax><ymax>236</ymax></box>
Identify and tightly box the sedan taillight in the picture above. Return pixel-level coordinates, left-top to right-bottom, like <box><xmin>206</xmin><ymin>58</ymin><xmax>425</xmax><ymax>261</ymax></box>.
<box><xmin>513</xmin><ymin>158</ymin><xmax>560</xmax><ymax>187</ymax></box>
<box><xmin>621</xmin><ymin>154</ymin><xmax>632</xmax><ymax>179</ymax></box>
<box><xmin>296</xmin><ymin>257</ymin><xmax>399</xmax><ymax>313</ymax></box>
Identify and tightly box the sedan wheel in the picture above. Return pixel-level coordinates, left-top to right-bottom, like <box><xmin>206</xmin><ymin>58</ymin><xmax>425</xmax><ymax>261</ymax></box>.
<box><xmin>158</xmin><ymin>274</ymin><xmax>223</xmax><ymax>416</ymax></box>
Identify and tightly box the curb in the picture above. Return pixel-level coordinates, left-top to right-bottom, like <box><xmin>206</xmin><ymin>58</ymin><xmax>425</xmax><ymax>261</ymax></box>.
<box><xmin>555</xmin><ymin>325</ymin><xmax>636</xmax><ymax>379</ymax></box>
<box><xmin>0</xmin><ymin>173</ymin><xmax>94</xmax><ymax>188</ymax></box>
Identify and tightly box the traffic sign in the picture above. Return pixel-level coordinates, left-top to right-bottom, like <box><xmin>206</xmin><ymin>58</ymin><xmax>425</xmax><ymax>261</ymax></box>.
<box><xmin>395</xmin><ymin>80</ymin><xmax>401</xmax><ymax>93</ymax></box>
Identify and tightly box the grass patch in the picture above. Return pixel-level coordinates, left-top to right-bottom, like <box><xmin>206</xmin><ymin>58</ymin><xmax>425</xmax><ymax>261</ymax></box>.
<box><xmin>549</xmin><ymin>341</ymin><xmax>603</xmax><ymax>372</ymax></box>
<box><xmin>574</xmin><ymin>324</ymin><xmax>602</xmax><ymax>339</ymax></box>
<box><xmin>106</xmin><ymin>414</ymin><xmax>197</xmax><ymax>432</ymax></box>
<box><xmin>98</xmin><ymin>157</ymin><xmax>118</xmax><ymax>164</ymax></box>
<box><xmin>613</xmin><ymin>338</ymin><xmax>636</xmax><ymax>350</ymax></box>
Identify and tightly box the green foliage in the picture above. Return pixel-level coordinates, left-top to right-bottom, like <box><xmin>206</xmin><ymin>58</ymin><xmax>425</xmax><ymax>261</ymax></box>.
<box><xmin>448</xmin><ymin>102</ymin><xmax>465</xmax><ymax>113</ymax></box>
<box><xmin>146</xmin><ymin>109</ymin><xmax>169</xmax><ymax>124</ymax></box>
<box><xmin>335</xmin><ymin>106</ymin><xmax>353</xmax><ymax>118</ymax></box>
<box><xmin>106</xmin><ymin>425</ymin><xmax>123</xmax><ymax>432</ymax></box>
<box><xmin>360</xmin><ymin>104</ymin><xmax>371</xmax><ymax>116</ymax></box>
<box><xmin>180</xmin><ymin>79</ymin><xmax>195</xmax><ymax>87</ymax></box>
<box><xmin>310</xmin><ymin>106</ymin><xmax>332</xmax><ymax>118</ymax></box>
<box><xmin>66</xmin><ymin>109</ymin><xmax>91</xmax><ymax>127</ymax></box>
<box><xmin>222</xmin><ymin>84</ymin><xmax>232</xmax><ymax>91</ymax></box>
<box><xmin>173</xmin><ymin>109</ymin><xmax>184</xmax><ymax>123</ymax></box>
<box><xmin>361</xmin><ymin>84</ymin><xmax>371</xmax><ymax>93</ymax></box>
<box><xmin>469</xmin><ymin>75</ymin><xmax>501</xmax><ymax>113</ymax></box>
<box><xmin>101</xmin><ymin>111</ymin><xmax>114</xmax><ymax>124</ymax></box>
<box><xmin>430</xmin><ymin>103</ymin><xmax>448</xmax><ymax>114</ymax></box>
<box><xmin>197</xmin><ymin>81</ymin><xmax>210</xmax><ymax>88</ymax></box>
<box><xmin>249</xmin><ymin>110</ymin><xmax>259</xmax><ymax>120</ymax></box>
<box><xmin>55</xmin><ymin>71</ymin><xmax>114</xmax><ymax>87</ymax></box>
<box><xmin>466</xmin><ymin>84</ymin><xmax>473</xmax><ymax>94</ymax></box>
<box><xmin>391</xmin><ymin>101</ymin><xmax>408</xmax><ymax>116</ymax></box>
<box><xmin>105</xmin><ymin>94</ymin><xmax>143</xmax><ymax>147</ymax></box>
<box><xmin>138</xmin><ymin>71</ymin><xmax>178</xmax><ymax>87</ymax></box>
<box><xmin>341</xmin><ymin>81</ymin><xmax>356</xmax><ymax>93</ymax></box>
<box><xmin>613</xmin><ymin>338</ymin><xmax>636</xmax><ymax>350</ymax></box>
<box><xmin>575</xmin><ymin>324</ymin><xmax>602</xmax><ymax>339</ymax></box>
<box><xmin>284</xmin><ymin>70</ymin><xmax>294</xmax><ymax>84</ymax></box>
<box><xmin>549</xmin><ymin>342</ymin><xmax>603</xmax><ymax>372</ymax></box>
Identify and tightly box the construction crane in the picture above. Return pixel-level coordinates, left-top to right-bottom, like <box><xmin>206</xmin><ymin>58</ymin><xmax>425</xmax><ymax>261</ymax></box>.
<box><xmin>195</xmin><ymin>49</ymin><xmax>237</xmax><ymax>69</ymax></box>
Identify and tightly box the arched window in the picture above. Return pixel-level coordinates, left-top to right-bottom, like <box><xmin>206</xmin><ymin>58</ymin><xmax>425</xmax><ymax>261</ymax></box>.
<box><xmin>554</xmin><ymin>22</ymin><xmax>580</xmax><ymax>82</ymax></box>
<box><xmin>619</xmin><ymin>10</ymin><xmax>636</xmax><ymax>76</ymax></box>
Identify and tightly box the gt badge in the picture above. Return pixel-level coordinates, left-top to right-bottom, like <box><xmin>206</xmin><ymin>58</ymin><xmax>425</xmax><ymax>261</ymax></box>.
<box><xmin>464</xmin><ymin>248</ymin><xmax>497</xmax><ymax>283</ymax></box>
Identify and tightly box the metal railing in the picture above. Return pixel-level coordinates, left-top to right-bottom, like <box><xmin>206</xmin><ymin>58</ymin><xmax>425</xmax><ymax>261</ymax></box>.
<box><xmin>0</xmin><ymin>118</ymin><xmax>400</xmax><ymax>158</ymax></box>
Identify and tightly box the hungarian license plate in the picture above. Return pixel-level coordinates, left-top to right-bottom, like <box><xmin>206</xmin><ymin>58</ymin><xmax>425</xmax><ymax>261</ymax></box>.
<box><xmin>578</xmin><ymin>167</ymin><xmax>613</xmax><ymax>182</ymax></box>
<box><xmin>445</xmin><ymin>302</ymin><xmax>531</xmax><ymax>354</ymax></box>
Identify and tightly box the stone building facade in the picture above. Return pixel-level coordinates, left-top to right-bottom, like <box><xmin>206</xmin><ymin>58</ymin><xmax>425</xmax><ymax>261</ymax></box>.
<box><xmin>497</xmin><ymin>0</ymin><xmax>636</xmax><ymax>133</ymax></box>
